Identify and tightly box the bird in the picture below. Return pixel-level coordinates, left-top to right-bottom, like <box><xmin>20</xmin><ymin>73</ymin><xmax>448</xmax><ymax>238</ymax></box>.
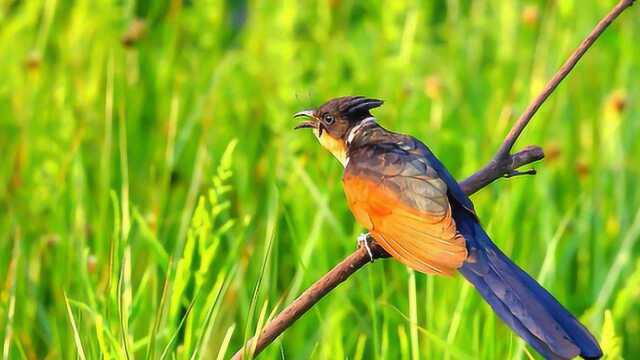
<box><xmin>294</xmin><ymin>96</ymin><xmax>602</xmax><ymax>360</ymax></box>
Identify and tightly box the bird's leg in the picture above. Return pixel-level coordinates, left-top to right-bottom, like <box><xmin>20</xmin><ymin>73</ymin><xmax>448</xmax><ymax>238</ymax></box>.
<box><xmin>357</xmin><ymin>233</ymin><xmax>375</xmax><ymax>263</ymax></box>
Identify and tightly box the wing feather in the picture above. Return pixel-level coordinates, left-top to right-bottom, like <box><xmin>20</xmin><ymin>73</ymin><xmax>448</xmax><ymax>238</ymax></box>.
<box><xmin>344</xmin><ymin>175</ymin><xmax>466</xmax><ymax>275</ymax></box>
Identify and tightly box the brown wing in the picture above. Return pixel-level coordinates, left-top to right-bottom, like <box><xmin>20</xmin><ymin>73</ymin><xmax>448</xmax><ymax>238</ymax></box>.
<box><xmin>343</xmin><ymin>143</ymin><xmax>467</xmax><ymax>275</ymax></box>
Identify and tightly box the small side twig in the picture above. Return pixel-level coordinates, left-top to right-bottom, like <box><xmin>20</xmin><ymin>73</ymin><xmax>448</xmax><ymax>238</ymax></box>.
<box><xmin>459</xmin><ymin>145</ymin><xmax>544</xmax><ymax>195</ymax></box>
<box><xmin>232</xmin><ymin>1</ymin><xmax>635</xmax><ymax>358</ymax></box>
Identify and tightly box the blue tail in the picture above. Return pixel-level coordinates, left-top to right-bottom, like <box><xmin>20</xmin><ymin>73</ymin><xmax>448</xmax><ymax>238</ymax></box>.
<box><xmin>456</xmin><ymin>211</ymin><xmax>602</xmax><ymax>360</ymax></box>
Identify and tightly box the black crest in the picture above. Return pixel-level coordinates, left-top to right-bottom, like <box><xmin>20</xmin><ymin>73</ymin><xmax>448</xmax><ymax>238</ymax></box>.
<box><xmin>319</xmin><ymin>96</ymin><xmax>384</xmax><ymax>120</ymax></box>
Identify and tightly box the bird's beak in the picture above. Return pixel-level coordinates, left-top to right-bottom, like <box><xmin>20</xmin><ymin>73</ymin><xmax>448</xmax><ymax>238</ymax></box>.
<box><xmin>293</xmin><ymin>110</ymin><xmax>317</xmax><ymax>130</ymax></box>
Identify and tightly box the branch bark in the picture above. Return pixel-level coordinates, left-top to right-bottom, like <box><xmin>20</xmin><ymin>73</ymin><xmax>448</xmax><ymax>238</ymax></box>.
<box><xmin>232</xmin><ymin>1</ymin><xmax>635</xmax><ymax>358</ymax></box>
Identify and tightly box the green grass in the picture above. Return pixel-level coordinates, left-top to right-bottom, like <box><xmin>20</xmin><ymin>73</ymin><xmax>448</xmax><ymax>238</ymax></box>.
<box><xmin>0</xmin><ymin>0</ymin><xmax>639</xmax><ymax>358</ymax></box>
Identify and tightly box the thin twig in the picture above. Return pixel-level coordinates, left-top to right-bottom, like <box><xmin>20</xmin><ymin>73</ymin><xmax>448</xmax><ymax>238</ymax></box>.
<box><xmin>232</xmin><ymin>1</ymin><xmax>635</xmax><ymax>358</ymax></box>
<box><xmin>459</xmin><ymin>145</ymin><xmax>544</xmax><ymax>195</ymax></box>
<box><xmin>495</xmin><ymin>0</ymin><xmax>636</xmax><ymax>158</ymax></box>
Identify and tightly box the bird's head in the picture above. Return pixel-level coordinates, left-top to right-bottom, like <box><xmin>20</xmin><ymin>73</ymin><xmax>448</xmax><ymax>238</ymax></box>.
<box><xmin>294</xmin><ymin>96</ymin><xmax>383</xmax><ymax>165</ymax></box>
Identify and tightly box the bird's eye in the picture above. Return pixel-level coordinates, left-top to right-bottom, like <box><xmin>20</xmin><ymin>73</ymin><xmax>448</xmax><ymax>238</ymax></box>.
<box><xmin>323</xmin><ymin>114</ymin><xmax>335</xmax><ymax>125</ymax></box>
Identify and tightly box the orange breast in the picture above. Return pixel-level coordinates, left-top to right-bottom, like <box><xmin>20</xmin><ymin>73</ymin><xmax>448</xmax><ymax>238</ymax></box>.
<box><xmin>344</xmin><ymin>175</ymin><xmax>467</xmax><ymax>275</ymax></box>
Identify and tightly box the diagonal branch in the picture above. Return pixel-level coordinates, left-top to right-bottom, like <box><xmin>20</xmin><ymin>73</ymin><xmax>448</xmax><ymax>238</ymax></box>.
<box><xmin>496</xmin><ymin>0</ymin><xmax>636</xmax><ymax>159</ymax></box>
<box><xmin>232</xmin><ymin>1</ymin><xmax>635</xmax><ymax>358</ymax></box>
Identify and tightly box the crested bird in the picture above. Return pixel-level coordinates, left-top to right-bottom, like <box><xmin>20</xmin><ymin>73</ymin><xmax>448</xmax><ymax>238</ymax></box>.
<box><xmin>294</xmin><ymin>96</ymin><xmax>602</xmax><ymax>360</ymax></box>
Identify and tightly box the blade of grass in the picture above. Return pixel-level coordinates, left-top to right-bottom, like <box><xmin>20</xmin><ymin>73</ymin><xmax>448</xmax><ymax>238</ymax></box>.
<box><xmin>118</xmin><ymin>96</ymin><xmax>131</xmax><ymax>241</ymax></box>
<box><xmin>383</xmin><ymin>302</ymin><xmax>474</xmax><ymax>360</ymax></box>
<box><xmin>106</xmin><ymin>190</ymin><xmax>122</xmax><ymax>323</ymax></box>
<box><xmin>117</xmin><ymin>246</ymin><xmax>133</xmax><ymax>360</ymax></box>
<box><xmin>594</xmin><ymin>206</ymin><xmax>640</xmax><ymax>315</ymax></box>
<box><xmin>251</xmin><ymin>300</ymin><xmax>271</xmax><ymax>355</ymax></box>
<box><xmin>95</xmin><ymin>315</ymin><xmax>111</xmax><ymax>360</ymax></box>
<box><xmin>215</xmin><ymin>324</ymin><xmax>236</xmax><ymax>360</ymax></box>
<box><xmin>159</xmin><ymin>292</ymin><xmax>200</xmax><ymax>360</ymax></box>
<box><xmin>241</xmin><ymin>186</ymin><xmax>278</xmax><ymax>359</ymax></box>
<box><xmin>408</xmin><ymin>270</ymin><xmax>419</xmax><ymax>360</ymax></box>
<box><xmin>133</xmin><ymin>208</ymin><xmax>169</xmax><ymax>269</ymax></box>
<box><xmin>174</xmin><ymin>142</ymin><xmax>208</xmax><ymax>259</ymax></box>
<box><xmin>444</xmin><ymin>282</ymin><xmax>471</xmax><ymax>360</ymax></box>
<box><xmin>145</xmin><ymin>258</ymin><xmax>172</xmax><ymax>360</ymax></box>
<box><xmin>64</xmin><ymin>293</ymin><xmax>88</xmax><ymax>360</ymax></box>
<box><xmin>191</xmin><ymin>270</ymin><xmax>233</xmax><ymax>360</ymax></box>
<box><xmin>2</xmin><ymin>234</ymin><xmax>19</xmax><ymax>360</ymax></box>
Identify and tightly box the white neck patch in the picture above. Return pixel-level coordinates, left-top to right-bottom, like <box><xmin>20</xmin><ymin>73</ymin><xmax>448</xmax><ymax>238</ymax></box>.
<box><xmin>346</xmin><ymin>116</ymin><xmax>376</xmax><ymax>145</ymax></box>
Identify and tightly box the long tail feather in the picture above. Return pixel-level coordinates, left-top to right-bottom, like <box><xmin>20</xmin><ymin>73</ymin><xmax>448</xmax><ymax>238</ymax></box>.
<box><xmin>455</xmin><ymin>211</ymin><xmax>602</xmax><ymax>360</ymax></box>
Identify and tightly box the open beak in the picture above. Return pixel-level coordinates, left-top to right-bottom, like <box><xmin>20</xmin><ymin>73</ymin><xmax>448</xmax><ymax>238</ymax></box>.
<box><xmin>293</xmin><ymin>110</ymin><xmax>317</xmax><ymax>130</ymax></box>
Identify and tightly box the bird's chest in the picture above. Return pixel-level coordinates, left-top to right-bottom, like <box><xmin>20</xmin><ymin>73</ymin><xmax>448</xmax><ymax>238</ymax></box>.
<box><xmin>342</xmin><ymin>169</ymin><xmax>394</xmax><ymax>231</ymax></box>
<box><xmin>315</xmin><ymin>130</ymin><xmax>347</xmax><ymax>166</ymax></box>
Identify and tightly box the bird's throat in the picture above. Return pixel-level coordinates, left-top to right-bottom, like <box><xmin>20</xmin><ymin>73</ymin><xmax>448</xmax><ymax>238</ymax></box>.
<box><xmin>314</xmin><ymin>129</ymin><xmax>347</xmax><ymax>166</ymax></box>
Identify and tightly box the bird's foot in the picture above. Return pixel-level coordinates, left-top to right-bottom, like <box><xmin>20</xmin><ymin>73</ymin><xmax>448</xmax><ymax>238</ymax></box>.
<box><xmin>357</xmin><ymin>233</ymin><xmax>375</xmax><ymax>263</ymax></box>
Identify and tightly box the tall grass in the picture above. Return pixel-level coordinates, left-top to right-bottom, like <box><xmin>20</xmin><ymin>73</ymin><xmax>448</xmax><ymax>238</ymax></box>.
<box><xmin>0</xmin><ymin>1</ymin><xmax>638</xmax><ymax>359</ymax></box>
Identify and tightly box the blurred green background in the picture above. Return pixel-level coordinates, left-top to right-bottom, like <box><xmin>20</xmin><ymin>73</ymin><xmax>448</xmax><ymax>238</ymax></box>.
<box><xmin>0</xmin><ymin>0</ymin><xmax>638</xmax><ymax>359</ymax></box>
